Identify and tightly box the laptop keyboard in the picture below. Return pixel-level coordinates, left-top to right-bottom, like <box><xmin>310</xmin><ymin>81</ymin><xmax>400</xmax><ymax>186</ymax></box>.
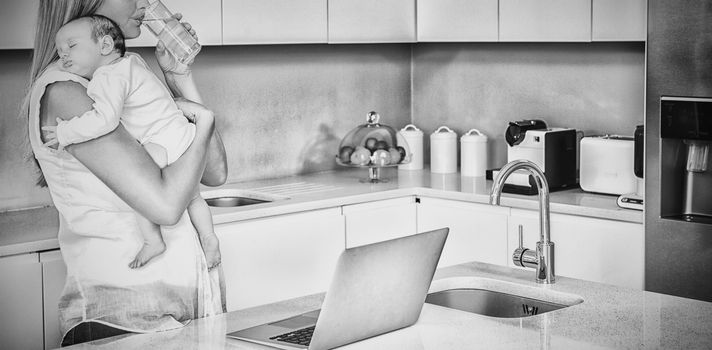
<box><xmin>270</xmin><ymin>325</ymin><xmax>315</xmax><ymax>346</ymax></box>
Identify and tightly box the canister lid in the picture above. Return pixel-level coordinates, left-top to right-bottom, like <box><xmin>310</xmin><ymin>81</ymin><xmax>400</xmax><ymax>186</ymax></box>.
<box><xmin>430</xmin><ymin>126</ymin><xmax>457</xmax><ymax>139</ymax></box>
<box><xmin>461</xmin><ymin>129</ymin><xmax>488</xmax><ymax>143</ymax></box>
<box><xmin>399</xmin><ymin>124</ymin><xmax>423</xmax><ymax>136</ymax></box>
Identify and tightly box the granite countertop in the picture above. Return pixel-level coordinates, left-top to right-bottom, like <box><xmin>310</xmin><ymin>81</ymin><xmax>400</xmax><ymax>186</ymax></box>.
<box><xmin>0</xmin><ymin>168</ymin><xmax>642</xmax><ymax>257</ymax></box>
<box><xmin>62</xmin><ymin>261</ymin><xmax>712</xmax><ymax>349</ymax></box>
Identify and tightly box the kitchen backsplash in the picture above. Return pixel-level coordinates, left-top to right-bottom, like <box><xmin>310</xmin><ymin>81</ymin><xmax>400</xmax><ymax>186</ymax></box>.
<box><xmin>412</xmin><ymin>42</ymin><xmax>645</xmax><ymax>169</ymax></box>
<box><xmin>0</xmin><ymin>42</ymin><xmax>644</xmax><ymax>211</ymax></box>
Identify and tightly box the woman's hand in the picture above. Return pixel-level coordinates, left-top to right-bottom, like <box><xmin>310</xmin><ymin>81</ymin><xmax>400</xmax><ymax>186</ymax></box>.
<box><xmin>155</xmin><ymin>13</ymin><xmax>198</xmax><ymax>75</ymax></box>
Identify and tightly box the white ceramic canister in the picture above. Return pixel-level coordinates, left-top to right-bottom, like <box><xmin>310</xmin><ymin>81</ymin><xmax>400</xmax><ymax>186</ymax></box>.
<box><xmin>430</xmin><ymin>126</ymin><xmax>458</xmax><ymax>174</ymax></box>
<box><xmin>460</xmin><ymin>129</ymin><xmax>488</xmax><ymax>177</ymax></box>
<box><xmin>398</xmin><ymin>124</ymin><xmax>424</xmax><ymax>170</ymax></box>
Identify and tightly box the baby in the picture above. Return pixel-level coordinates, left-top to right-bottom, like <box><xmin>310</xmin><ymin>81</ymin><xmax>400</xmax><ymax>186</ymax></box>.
<box><xmin>45</xmin><ymin>15</ymin><xmax>220</xmax><ymax>269</ymax></box>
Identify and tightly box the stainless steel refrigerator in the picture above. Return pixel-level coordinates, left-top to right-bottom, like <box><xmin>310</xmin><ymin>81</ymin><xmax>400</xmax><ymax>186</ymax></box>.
<box><xmin>646</xmin><ymin>0</ymin><xmax>712</xmax><ymax>302</ymax></box>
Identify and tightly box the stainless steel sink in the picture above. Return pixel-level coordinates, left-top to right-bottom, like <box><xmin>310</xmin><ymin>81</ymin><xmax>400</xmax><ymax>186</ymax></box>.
<box><xmin>201</xmin><ymin>188</ymin><xmax>288</xmax><ymax>207</ymax></box>
<box><xmin>426</xmin><ymin>288</ymin><xmax>566</xmax><ymax>318</ymax></box>
<box><xmin>426</xmin><ymin>277</ymin><xmax>583</xmax><ymax>318</ymax></box>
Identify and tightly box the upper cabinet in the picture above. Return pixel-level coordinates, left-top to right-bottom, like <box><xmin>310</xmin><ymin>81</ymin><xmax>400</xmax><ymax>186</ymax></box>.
<box><xmin>499</xmin><ymin>0</ymin><xmax>592</xmax><ymax>42</ymax></box>
<box><xmin>223</xmin><ymin>0</ymin><xmax>327</xmax><ymax>45</ymax></box>
<box><xmin>327</xmin><ymin>0</ymin><xmax>416</xmax><ymax>43</ymax></box>
<box><xmin>592</xmin><ymin>0</ymin><xmax>647</xmax><ymax>41</ymax></box>
<box><xmin>1</xmin><ymin>0</ymin><xmax>649</xmax><ymax>50</ymax></box>
<box><xmin>0</xmin><ymin>0</ymin><xmax>38</xmax><ymax>49</ymax></box>
<box><xmin>128</xmin><ymin>0</ymin><xmax>222</xmax><ymax>47</ymax></box>
<box><xmin>417</xmin><ymin>0</ymin><xmax>498</xmax><ymax>42</ymax></box>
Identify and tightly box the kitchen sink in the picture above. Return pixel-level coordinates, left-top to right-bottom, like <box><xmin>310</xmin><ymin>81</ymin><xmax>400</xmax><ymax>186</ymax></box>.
<box><xmin>201</xmin><ymin>188</ymin><xmax>289</xmax><ymax>207</ymax></box>
<box><xmin>426</xmin><ymin>277</ymin><xmax>583</xmax><ymax>318</ymax></box>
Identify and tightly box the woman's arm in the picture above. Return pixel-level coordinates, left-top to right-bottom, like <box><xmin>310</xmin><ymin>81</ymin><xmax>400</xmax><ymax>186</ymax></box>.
<box><xmin>154</xmin><ymin>16</ymin><xmax>228</xmax><ymax>186</ymax></box>
<box><xmin>41</xmin><ymin>81</ymin><xmax>214</xmax><ymax>225</ymax></box>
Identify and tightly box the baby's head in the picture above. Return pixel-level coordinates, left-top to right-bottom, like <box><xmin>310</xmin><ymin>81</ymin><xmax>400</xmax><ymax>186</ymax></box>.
<box><xmin>55</xmin><ymin>15</ymin><xmax>126</xmax><ymax>79</ymax></box>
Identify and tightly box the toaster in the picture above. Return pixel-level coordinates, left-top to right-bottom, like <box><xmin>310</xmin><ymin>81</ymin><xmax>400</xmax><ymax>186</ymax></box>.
<box><xmin>580</xmin><ymin>135</ymin><xmax>636</xmax><ymax>195</ymax></box>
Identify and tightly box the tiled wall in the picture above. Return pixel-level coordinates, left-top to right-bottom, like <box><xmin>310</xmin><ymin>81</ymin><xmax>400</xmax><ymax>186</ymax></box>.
<box><xmin>0</xmin><ymin>42</ymin><xmax>645</xmax><ymax>211</ymax></box>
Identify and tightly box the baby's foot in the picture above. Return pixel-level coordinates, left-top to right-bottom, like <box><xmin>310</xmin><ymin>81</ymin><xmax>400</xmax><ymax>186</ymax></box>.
<box><xmin>200</xmin><ymin>233</ymin><xmax>222</xmax><ymax>269</ymax></box>
<box><xmin>129</xmin><ymin>240</ymin><xmax>166</xmax><ymax>269</ymax></box>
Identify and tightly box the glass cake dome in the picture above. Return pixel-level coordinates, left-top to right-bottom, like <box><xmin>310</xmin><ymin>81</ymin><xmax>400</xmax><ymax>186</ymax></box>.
<box><xmin>336</xmin><ymin>111</ymin><xmax>411</xmax><ymax>182</ymax></box>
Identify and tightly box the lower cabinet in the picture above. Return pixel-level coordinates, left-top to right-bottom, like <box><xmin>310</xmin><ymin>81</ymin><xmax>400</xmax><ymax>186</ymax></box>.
<box><xmin>215</xmin><ymin>207</ymin><xmax>345</xmax><ymax>311</ymax></box>
<box><xmin>416</xmin><ymin>197</ymin><xmax>510</xmax><ymax>268</ymax></box>
<box><xmin>40</xmin><ymin>250</ymin><xmax>67</xmax><ymax>350</ymax></box>
<box><xmin>0</xmin><ymin>253</ymin><xmax>44</xmax><ymax>350</ymax></box>
<box><xmin>343</xmin><ymin>197</ymin><xmax>417</xmax><ymax>248</ymax></box>
<box><xmin>508</xmin><ymin>208</ymin><xmax>644</xmax><ymax>289</ymax></box>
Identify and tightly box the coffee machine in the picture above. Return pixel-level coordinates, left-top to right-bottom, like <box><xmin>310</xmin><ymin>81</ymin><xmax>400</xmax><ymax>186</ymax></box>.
<box><xmin>660</xmin><ymin>96</ymin><xmax>712</xmax><ymax>223</ymax></box>
<box><xmin>499</xmin><ymin>119</ymin><xmax>578</xmax><ymax>194</ymax></box>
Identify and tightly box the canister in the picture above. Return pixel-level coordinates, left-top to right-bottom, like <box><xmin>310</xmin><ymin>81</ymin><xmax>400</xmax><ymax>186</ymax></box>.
<box><xmin>398</xmin><ymin>124</ymin><xmax>423</xmax><ymax>170</ymax></box>
<box><xmin>460</xmin><ymin>129</ymin><xmax>488</xmax><ymax>177</ymax></box>
<box><xmin>430</xmin><ymin>126</ymin><xmax>457</xmax><ymax>174</ymax></box>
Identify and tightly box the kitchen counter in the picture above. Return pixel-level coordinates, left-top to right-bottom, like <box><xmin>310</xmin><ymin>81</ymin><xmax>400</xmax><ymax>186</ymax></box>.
<box><xmin>62</xmin><ymin>261</ymin><xmax>712</xmax><ymax>349</ymax></box>
<box><xmin>0</xmin><ymin>168</ymin><xmax>642</xmax><ymax>257</ymax></box>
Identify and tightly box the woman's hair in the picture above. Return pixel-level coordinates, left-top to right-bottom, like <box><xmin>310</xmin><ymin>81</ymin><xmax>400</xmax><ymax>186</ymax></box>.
<box><xmin>22</xmin><ymin>0</ymin><xmax>105</xmax><ymax>186</ymax></box>
<box><xmin>69</xmin><ymin>15</ymin><xmax>127</xmax><ymax>56</ymax></box>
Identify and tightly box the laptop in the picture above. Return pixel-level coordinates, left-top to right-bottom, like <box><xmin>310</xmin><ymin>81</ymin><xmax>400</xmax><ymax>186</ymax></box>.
<box><xmin>227</xmin><ymin>227</ymin><xmax>449</xmax><ymax>350</ymax></box>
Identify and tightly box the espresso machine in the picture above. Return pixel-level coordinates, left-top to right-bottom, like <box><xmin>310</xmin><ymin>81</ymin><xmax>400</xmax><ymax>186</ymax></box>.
<box><xmin>660</xmin><ymin>96</ymin><xmax>712</xmax><ymax>223</ymax></box>
<box><xmin>498</xmin><ymin>119</ymin><xmax>578</xmax><ymax>194</ymax></box>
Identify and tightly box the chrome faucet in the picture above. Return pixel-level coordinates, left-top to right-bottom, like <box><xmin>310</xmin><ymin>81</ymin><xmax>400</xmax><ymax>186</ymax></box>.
<box><xmin>490</xmin><ymin>160</ymin><xmax>555</xmax><ymax>284</ymax></box>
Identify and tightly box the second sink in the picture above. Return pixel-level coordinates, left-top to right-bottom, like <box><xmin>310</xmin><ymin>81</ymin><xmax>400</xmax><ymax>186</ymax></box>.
<box><xmin>201</xmin><ymin>188</ymin><xmax>289</xmax><ymax>208</ymax></box>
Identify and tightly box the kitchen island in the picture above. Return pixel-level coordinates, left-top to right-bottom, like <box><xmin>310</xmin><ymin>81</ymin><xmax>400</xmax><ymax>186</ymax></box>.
<box><xmin>62</xmin><ymin>261</ymin><xmax>712</xmax><ymax>349</ymax></box>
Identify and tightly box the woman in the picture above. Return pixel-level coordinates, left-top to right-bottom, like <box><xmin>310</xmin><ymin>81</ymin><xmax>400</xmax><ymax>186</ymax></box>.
<box><xmin>24</xmin><ymin>0</ymin><xmax>228</xmax><ymax>346</ymax></box>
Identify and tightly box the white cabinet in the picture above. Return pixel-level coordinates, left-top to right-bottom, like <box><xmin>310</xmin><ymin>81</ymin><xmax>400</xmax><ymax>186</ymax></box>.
<box><xmin>499</xmin><ymin>0</ymin><xmax>591</xmax><ymax>42</ymax></box>
<box><xmin>343</xmin><ymin>197</ymin><xmax>417</xmax><ymax>248</ymax></box>
<box><xmin>223</xmin><ymin>0</ymin><xmax>327</xmax><ymax>44</ymax></box>
<box><xmin>128</xmin><ymin>0</ymin><xmax>222</xmax><ymax>47</ymax></box>
<box><xmin>508</xmin><ymin>208</ymin><xmax>644</xmax><ymax>289</ymax></box>
<box><xmin>0</xmin><ymin>253</ymin><xmax>44</xmax><ymax>350</ymax></box>
<box><xmin>40</xmin><ymin>250</ymin><xmax>67</xmax><ymax>350</ymax></box>
<box><xmin>327</xmin><ymin>0</ymin><xmax>416</xmax><ymax>43</ymax></box>
<box><xmin>592</xmin><ymin>0</ymin><xmax>647</xmax><ymax>41</ymax></box>
<box><xmin>417</xmin><ymin>0</ymin><xmax>498</xmax><ymax>42</ymax></box>
<box><xmin>215</xmin><ymin>208</ymin><xmax>345</xmax><ymax>311</ymax></box>
<box><xmin>417</xmin><ymin>197</ymin><xmax>509</xmax><ymax>268</ymax></box>
<box><xmin>0</xmin><ymin>0</ymin><xmax>39</xmax><ymax>49</ymax></box>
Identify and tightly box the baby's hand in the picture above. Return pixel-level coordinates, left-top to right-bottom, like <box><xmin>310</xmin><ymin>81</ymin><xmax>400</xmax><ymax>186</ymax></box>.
<box><xmin>41</xmin><ymin>125</ymin><xmax>62</xmax><ymax>150</ymax></box>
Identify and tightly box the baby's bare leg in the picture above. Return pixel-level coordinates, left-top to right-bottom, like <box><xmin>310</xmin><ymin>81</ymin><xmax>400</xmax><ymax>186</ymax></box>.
<box><xmin>188</xmin><ymin>186</ymin><xmax>221</xmax><ymax>269</ymax></box>
<box><xmin>129</xmin><ymin>215</ymin><xmax>166</xmax><ymax>269</ymax></box>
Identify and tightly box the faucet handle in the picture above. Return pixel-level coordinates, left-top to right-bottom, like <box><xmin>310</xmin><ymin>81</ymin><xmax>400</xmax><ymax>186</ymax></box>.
<box><xmin>513</xmin><ymin>225</ymin><xmax>538</xmax><ymax>269</ymax></box>
<box><xmin>518</xmin><ymin>225</ymin><xmax>524</xmax><ymax>249</ymax></box>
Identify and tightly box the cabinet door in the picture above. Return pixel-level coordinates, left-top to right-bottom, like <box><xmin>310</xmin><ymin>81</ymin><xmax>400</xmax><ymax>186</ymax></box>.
<box><xmin>0</xmin><ymin>253</ymin><xmax>44</xmax><ymax>350</ymax></box>
<box><xmin>0</xmin><ymin>0</ymin><xmax>39</xmax><ymax>49</ymax></box>
<box><xmin>508</xmin><ymin>209</ymin><xmax>644</xmax><ymax>289</ymax></box>
<box><xmin>128</xmin><ymin>0</ymin><xmax>222</xmax><ymax>47</ymax></box>
<box><xmin>417</xmin><ymin>197</ymin><xmax>509</xmax><ymax>268</ymax></box>
<box><xmin>328</xmin><ymin>0</ymin><xmax>416</xmax><ymax>43</ymax></box>
<box><xmin>499</xmin><ymin>0</ymin><xmax>592</xmax><ymax>42</ymax></box>
<box><xmin>592</xmin><ymin>0</ymin><xmax>647</xmax><ymax>41</ymax></box>
<box><xmin>215</xmin><ymin>208</ymin><xmax>345</xmax><ymax>311</ymax></box>
<box><xmin>343</xmin><ymin>197</ymin><xmax>417</xmax><ymax>248</ymax></box>
<box><xmin>40</xmin><ymin>250</ymin><xmax>67</xmax><ymax>350</ymax></box>
<box><xmin>417</xmin><ymin>0</ymin><xmax>498</xmax><ymax>42</ymax></box>
<box><xmin>223</xmin><ymin>0</ymin><xmax>327</xmax><ymax>44</ymax></box>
